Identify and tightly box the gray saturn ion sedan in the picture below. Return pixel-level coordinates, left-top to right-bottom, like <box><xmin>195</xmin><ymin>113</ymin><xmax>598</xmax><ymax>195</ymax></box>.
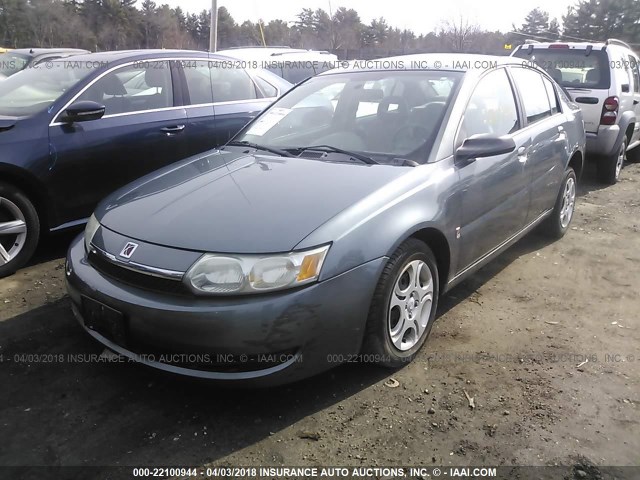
<box><xmin>66</xmin><ymin>54</ymin><xmax>585</xmax><ymax>386</ymax></box>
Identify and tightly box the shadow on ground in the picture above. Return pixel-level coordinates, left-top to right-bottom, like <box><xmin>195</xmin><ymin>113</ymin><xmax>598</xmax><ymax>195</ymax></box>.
<box><xmin>0</xmin><ymin>228</ymin><xmax>557</xmax><ymax>480</ymax></box>
<box><xmin>2</xmin><ymin>161</ymin><xmax>615</xmax><ymax>478</ymax></box>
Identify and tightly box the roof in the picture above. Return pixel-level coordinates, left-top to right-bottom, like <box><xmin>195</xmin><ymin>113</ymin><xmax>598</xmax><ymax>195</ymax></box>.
<box><xmin>9</xmin><ymin>48</ymin><xmax>89</xmax><ymax>57</ymax></box>
<box><xmin>514</xmin><ymin>39</ymin><xmax>634</xmax><ymax>51</ymax></box>
<box><xmin>217</xmin><ymin>47</ymin><xmax>336</xmax><ymax>60</ymax></box>
<box><xmin>44</xmin><ymin>49</ymin><xmax>228</xmax><ymax>64</ymax></box>
<box><xmin>320</xmin><ymin>53</ymin><xmax>524</xmax><ymax>76</ymax></box>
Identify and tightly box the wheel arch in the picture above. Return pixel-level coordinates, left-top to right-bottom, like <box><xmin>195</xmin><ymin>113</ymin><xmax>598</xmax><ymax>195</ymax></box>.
<box><xmin>388</xmin><ymin>225</ymin><xmax>452</xmax><ymax>296</ymax></box>
<box><xmin>568</xmin><ymin>149</ymin><xmax>584</xmax><ymax>181</ymax></box>
<box><xmin>0</xmin><ymin>164</ymin><xmax>52</xmax><ymax>230</ymax></box>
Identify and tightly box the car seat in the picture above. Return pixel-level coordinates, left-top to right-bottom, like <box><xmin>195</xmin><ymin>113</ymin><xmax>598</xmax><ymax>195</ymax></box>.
<box><xmin>585</xmin><ymin>68</ymin><xmax>600</xmax><ymax>85</ymax></box>
<box><xmin>548</xmin><ymin>68</ymin><xmax>563</xmax><ymax>84</ymax></box>
<box><xmin>144</xmin><ymin>67</ymin><xmax>172</xmax><ymax>109</ymax></box>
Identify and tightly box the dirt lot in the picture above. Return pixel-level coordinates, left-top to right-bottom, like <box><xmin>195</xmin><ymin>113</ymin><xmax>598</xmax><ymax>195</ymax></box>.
<box><xmin>0</xmin><ymin>162</ymin><xmax>638</xmax><ymax>479</ymax></box>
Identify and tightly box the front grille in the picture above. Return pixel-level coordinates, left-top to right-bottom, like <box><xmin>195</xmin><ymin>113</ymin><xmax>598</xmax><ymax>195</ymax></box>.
<box><xmin>88</xmin><ymin>251</ymin><xmax>189</xmax><ymax>296</ymax></box>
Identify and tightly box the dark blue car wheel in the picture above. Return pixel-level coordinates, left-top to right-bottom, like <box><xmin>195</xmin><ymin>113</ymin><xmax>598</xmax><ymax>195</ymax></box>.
<box><xmin>0</xmin><ymin>182</ymin><xmax>40</xmax><ymax>278</ymax></box>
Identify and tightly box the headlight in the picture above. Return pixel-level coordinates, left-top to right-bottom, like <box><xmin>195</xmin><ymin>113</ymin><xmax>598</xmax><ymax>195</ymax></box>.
<box><xmin>185</xmin><ymin>244</ymin><xmax>330</xmax><ymax>295</ymax></box>
<box><xmin>84</xmin><ymin>214</ymin><xmax>100</xmax><ymax>252</ymax></box>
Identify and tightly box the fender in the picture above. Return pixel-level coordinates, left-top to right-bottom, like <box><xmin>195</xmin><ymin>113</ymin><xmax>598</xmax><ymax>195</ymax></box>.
<box><xmin>0</xmin><ymin>163</ymin><xmax>55</xmax><ymax>229</ymax></box>
<box><xmin>611</xmin><ymin>111</ymin><xmax>636</xmax><ymax>155</ymax></box>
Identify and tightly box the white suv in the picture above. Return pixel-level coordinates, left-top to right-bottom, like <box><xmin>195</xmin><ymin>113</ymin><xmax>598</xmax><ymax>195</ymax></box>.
<box><xmin>513</xmin><ymin>39</ymin><xmax>640</xmax><ymax>184</ymax></box>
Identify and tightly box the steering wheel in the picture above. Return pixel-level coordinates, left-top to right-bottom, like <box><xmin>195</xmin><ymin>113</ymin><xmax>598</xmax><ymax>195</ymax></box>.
<box><xmin>377</xmin><ymin>96</ymin><xmax>410</xmax><ymax>124</ymax></box>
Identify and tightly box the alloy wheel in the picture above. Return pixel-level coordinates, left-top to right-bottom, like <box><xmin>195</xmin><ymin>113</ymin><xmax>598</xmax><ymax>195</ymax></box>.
<box><xmin>0</xmin><ymin>196</ymin><xmax>28</xmax><ymax>266</ymax></box>
<box><xmin>388</xmin><ymin>259</ymin><xmax>434</xmax><ymax>351</ymax></box>
<box><xmin>559</xmin><ymin>176</ymin><xmax>576</xmax><ymax>229</ymax></box>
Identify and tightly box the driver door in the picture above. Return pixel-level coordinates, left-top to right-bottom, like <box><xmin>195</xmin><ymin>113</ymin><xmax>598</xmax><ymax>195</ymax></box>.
<box><xmin>48</xmin><ymin>60</ymin><xmax>188</xmax><ymax>224</ymax></box>
<box><xmin>455</xmin><ymin>68</ymin><xmax>530</xmax><ymax>271</ymax></box>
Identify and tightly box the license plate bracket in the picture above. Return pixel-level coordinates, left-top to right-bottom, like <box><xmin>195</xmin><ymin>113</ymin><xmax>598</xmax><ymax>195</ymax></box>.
<box><xmin>82</xmin><ymin>296</ymin><xmax>127</xmax><ymax>346</ymax></box>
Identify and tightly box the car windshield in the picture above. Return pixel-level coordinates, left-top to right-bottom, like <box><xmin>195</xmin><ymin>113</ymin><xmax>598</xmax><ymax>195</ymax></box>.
<box><xmin>0</xmin><ymin>52</ymin><xmax>30</xmax><ymax>77</ymax></box>
<box><xmin>234</xmin><ymin>70</ymin><xmax>462</xmax><ymax>164</ymax></box>
<box><xmin>0</xmin><ymin>60</ymin><xmax>95</xmax><ymax>117</ymax></box>
<box><xmin>513</xmin><ymin>48</ymin><xmax>611</xmax><ymax>89</ymax></box>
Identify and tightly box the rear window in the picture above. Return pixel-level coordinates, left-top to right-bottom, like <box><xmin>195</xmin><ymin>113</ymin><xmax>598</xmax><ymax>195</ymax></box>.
<box><xmin>513</xmin><ymin>48</ymin><xmax>611</xmax><ymax>89</ymax></box>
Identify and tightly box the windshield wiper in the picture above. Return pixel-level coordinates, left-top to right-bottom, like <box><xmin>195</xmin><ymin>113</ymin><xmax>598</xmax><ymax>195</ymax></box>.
<box><xmin>225</xmin><ymin>141</ymin><xmax>294</xmax><ymax>158</ymax></box>
<box><xmin>296</xmin><ymin>145</ymin><xmax>378</xmax><ymax>165</ymax></box>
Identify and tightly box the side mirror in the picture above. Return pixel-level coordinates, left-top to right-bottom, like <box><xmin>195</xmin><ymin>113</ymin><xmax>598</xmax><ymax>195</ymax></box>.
<box><xmin>455</xmin><ymin>134</ymin><xmax>516</xmax><ymax>165</ymax></box>
<box><xmin>61</xmin><ymin>100</ymin><xmax>106</xmax><ymax>123</ymax></box>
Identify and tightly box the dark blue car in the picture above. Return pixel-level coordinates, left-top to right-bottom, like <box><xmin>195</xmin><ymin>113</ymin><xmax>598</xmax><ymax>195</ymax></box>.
<box><xmin>0</xmin><ymin>49</ymin><xmax>290</xmax><ymax>276</ymax></box>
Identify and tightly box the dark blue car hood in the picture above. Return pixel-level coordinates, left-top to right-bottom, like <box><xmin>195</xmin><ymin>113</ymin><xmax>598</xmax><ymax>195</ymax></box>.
<box><xmin>97</xmin><ymin>150</ymin><xmax>408</xmax><ymax>253</ymax></box>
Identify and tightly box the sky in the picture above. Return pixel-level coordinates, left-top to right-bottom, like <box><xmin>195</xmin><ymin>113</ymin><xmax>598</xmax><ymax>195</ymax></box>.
<box><xmin>157</xmin><ymin>0</ymin><xmax>576</xmax><ymax>34</ymax></box>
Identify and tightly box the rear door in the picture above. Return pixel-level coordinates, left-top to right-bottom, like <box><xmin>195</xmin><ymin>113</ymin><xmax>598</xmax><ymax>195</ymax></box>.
<box><xmin>210</xmin><ymin>61</ymin><xmax>274</xmax><ymax>145</ymax></box>
<box><xmin>48</xmin><ymin>60</ymin><xmax>188</xmax><ymax>223</ymax></box>
<box><xmin>177</xmin><ymin>58</ymin><xmax>218</xmax><ymax>156</ymax></box>
<box><xmin>509</xmin><ymin>67</ymin><xmax>569</xmax><ymax>221</ymax></box>
<box><xmin>456</xmin><ymin>68</ymin><xmax>530</xmax><ymax>271</ymax></box>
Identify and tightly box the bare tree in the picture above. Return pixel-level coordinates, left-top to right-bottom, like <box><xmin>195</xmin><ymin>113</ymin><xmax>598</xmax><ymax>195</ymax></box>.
<box><xmin>439</xmin><ymin>16</ymin><xmax>480</xmax><ymax>52</ymax></box>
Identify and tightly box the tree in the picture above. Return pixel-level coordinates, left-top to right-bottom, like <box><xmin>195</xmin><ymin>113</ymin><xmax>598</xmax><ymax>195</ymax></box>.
<box><xmin>439</xmin><ymin>17</ymin><xmax>480</xmax><ymax>52</ymax></box>
<box><xmin>519</xmin><ymin>8</ymin><xmax>550</xmax><ymax>36</ymax></box>
<box><xmin>562</xmin><ymin>0</ymin><xmax>640</xmax><ymax>43</ymax></box>
<box><xmin>362</xmin><ymin>18</ymin><xmax>389</xmax><ymax>47</ymax></box>
<box><xmin>217</xmin><ymin>6</ymin><xmax>237</xmax><ymax>48</ymax></box>
<box><xmin>332</xmin><ymin>7</ymin><xmax>363</xmax><ymax>51</ymax></box>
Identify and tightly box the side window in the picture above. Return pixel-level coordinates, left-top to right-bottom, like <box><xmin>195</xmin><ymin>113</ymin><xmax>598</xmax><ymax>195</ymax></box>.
<box><xmin>510</xmin><ymin>67</ymin><xmax>552</xmax><ymax>125</ymax></box>
<box><xmin>253</xmin><ymin>75</ymin><xmax>278</xmax><ymax>98</ymax></box>
<box><xmin>542</xmin><ymin>76</ymin><xmax>560</xmax><ymax>114</ymax></box>
<box><xmin>458</xmin><ymin>69</ymin><xmax>519</xmax><ymax>144</ymax></box>
<box><xmin>209</xmin><ymin>62</ymin><xmax>257</xmax><ymax>102</ymax></box>
<box><xmin>182</xmin><ymin>60</ymin><xmax>213</xmax><ymax>105</ymax></box>
<box><xmin>78</xmin><ymin>61</ymin><xmax>173</xmax><ymax>116</ymax></box>
<box><xmin>629</xmin><ymin>55</ymin><xmax>640</xmax><ymax>93</ymax></box>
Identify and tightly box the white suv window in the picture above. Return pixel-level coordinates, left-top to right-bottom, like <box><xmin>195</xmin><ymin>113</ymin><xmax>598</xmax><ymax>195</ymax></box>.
<box><xmin>513</xmin><ymin>48</ymin><xmax>611</xmax><ymax>89</ymax></box>
<box><xmin>629</xmin><ymin>55</ymin><xmax>640</xmax><ymax>93</ymax></box>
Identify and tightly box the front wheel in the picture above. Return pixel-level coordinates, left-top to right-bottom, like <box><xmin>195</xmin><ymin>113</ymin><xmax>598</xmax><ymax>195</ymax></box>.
<box><xmin>361</xmin><ymin>238</ymin><xmax>439</xmax><ymax>368</ymax></box>
<box><xmin>0</xmin><ymin>182</ymin><xmax>40</xmax><ymax>278</ymax></box>
<box><xmin>542</xmin><ymin>168</ymin><xmax>577</xmax><ymax>239</ymax></box>
<box><xmin>597</xmin><ymin>138</ymin><xmax>626</xmax><ymax>185</ymax></box>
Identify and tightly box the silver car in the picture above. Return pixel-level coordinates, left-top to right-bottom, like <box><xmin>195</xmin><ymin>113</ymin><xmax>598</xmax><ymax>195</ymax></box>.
<box><xmin>66</xmin><ymin>54</ymin><xmax>585</xmax><ymax>386</ymax></box>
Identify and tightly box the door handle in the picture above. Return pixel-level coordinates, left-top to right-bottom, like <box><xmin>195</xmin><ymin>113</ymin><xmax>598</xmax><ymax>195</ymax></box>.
<box><xmin>517</xmin><ymin>146</ymin><xmax>528</xmax><ymax>163</ymax></box>
<box><xmin>557</xmin><ymin>125</ymin><xmax>567</xmax><ymax>140</ymax></box>
<box><xmin>160</xmin><ymin>125</ymin><xmax>186</xmax><ymax>134</ymax></box>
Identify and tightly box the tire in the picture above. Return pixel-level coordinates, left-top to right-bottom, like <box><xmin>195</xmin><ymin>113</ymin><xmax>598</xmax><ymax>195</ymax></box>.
<box><xmin>627</xmin><ymin>144</ymin><xmax>640</xmax><ymax>163</ymax></box>
<box><xmin>361</xmin><ymin>238</ymin><xmax>439</xmax><ymax>368</ymax></box>
<box><xmin>541</xmin><ymin>168</ymin><xmax>577</xmax><ymax>239</ymax></box>
<box><xmin>597</xmin><ymin>137</ymin><xmax>626</xmax><ymax>185</ymax></box>
<box><xmin>0</xmin><ymin>182</ymin><xmax>40</xmax><ymax>278</ymax></box>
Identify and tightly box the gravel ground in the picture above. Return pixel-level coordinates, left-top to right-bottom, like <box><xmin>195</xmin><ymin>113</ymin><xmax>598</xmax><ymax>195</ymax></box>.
<box><xmin>0</xmin><ymin>161</ymin><xmax>638</xmax><ymax>479</ymax></box>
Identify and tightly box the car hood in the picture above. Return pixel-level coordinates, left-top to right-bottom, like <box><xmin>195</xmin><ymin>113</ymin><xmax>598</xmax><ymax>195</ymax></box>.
<box><xmin>97</xmin><ymin>150</ymin><xmax>409</xmax><ymax>253</ymax></box>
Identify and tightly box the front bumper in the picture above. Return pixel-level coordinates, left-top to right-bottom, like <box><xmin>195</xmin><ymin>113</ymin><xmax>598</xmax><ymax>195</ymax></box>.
<box><xmin>65</xmin><ymin>235</ymin><xmax>385</xmax><ymax>386</ymax></box>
